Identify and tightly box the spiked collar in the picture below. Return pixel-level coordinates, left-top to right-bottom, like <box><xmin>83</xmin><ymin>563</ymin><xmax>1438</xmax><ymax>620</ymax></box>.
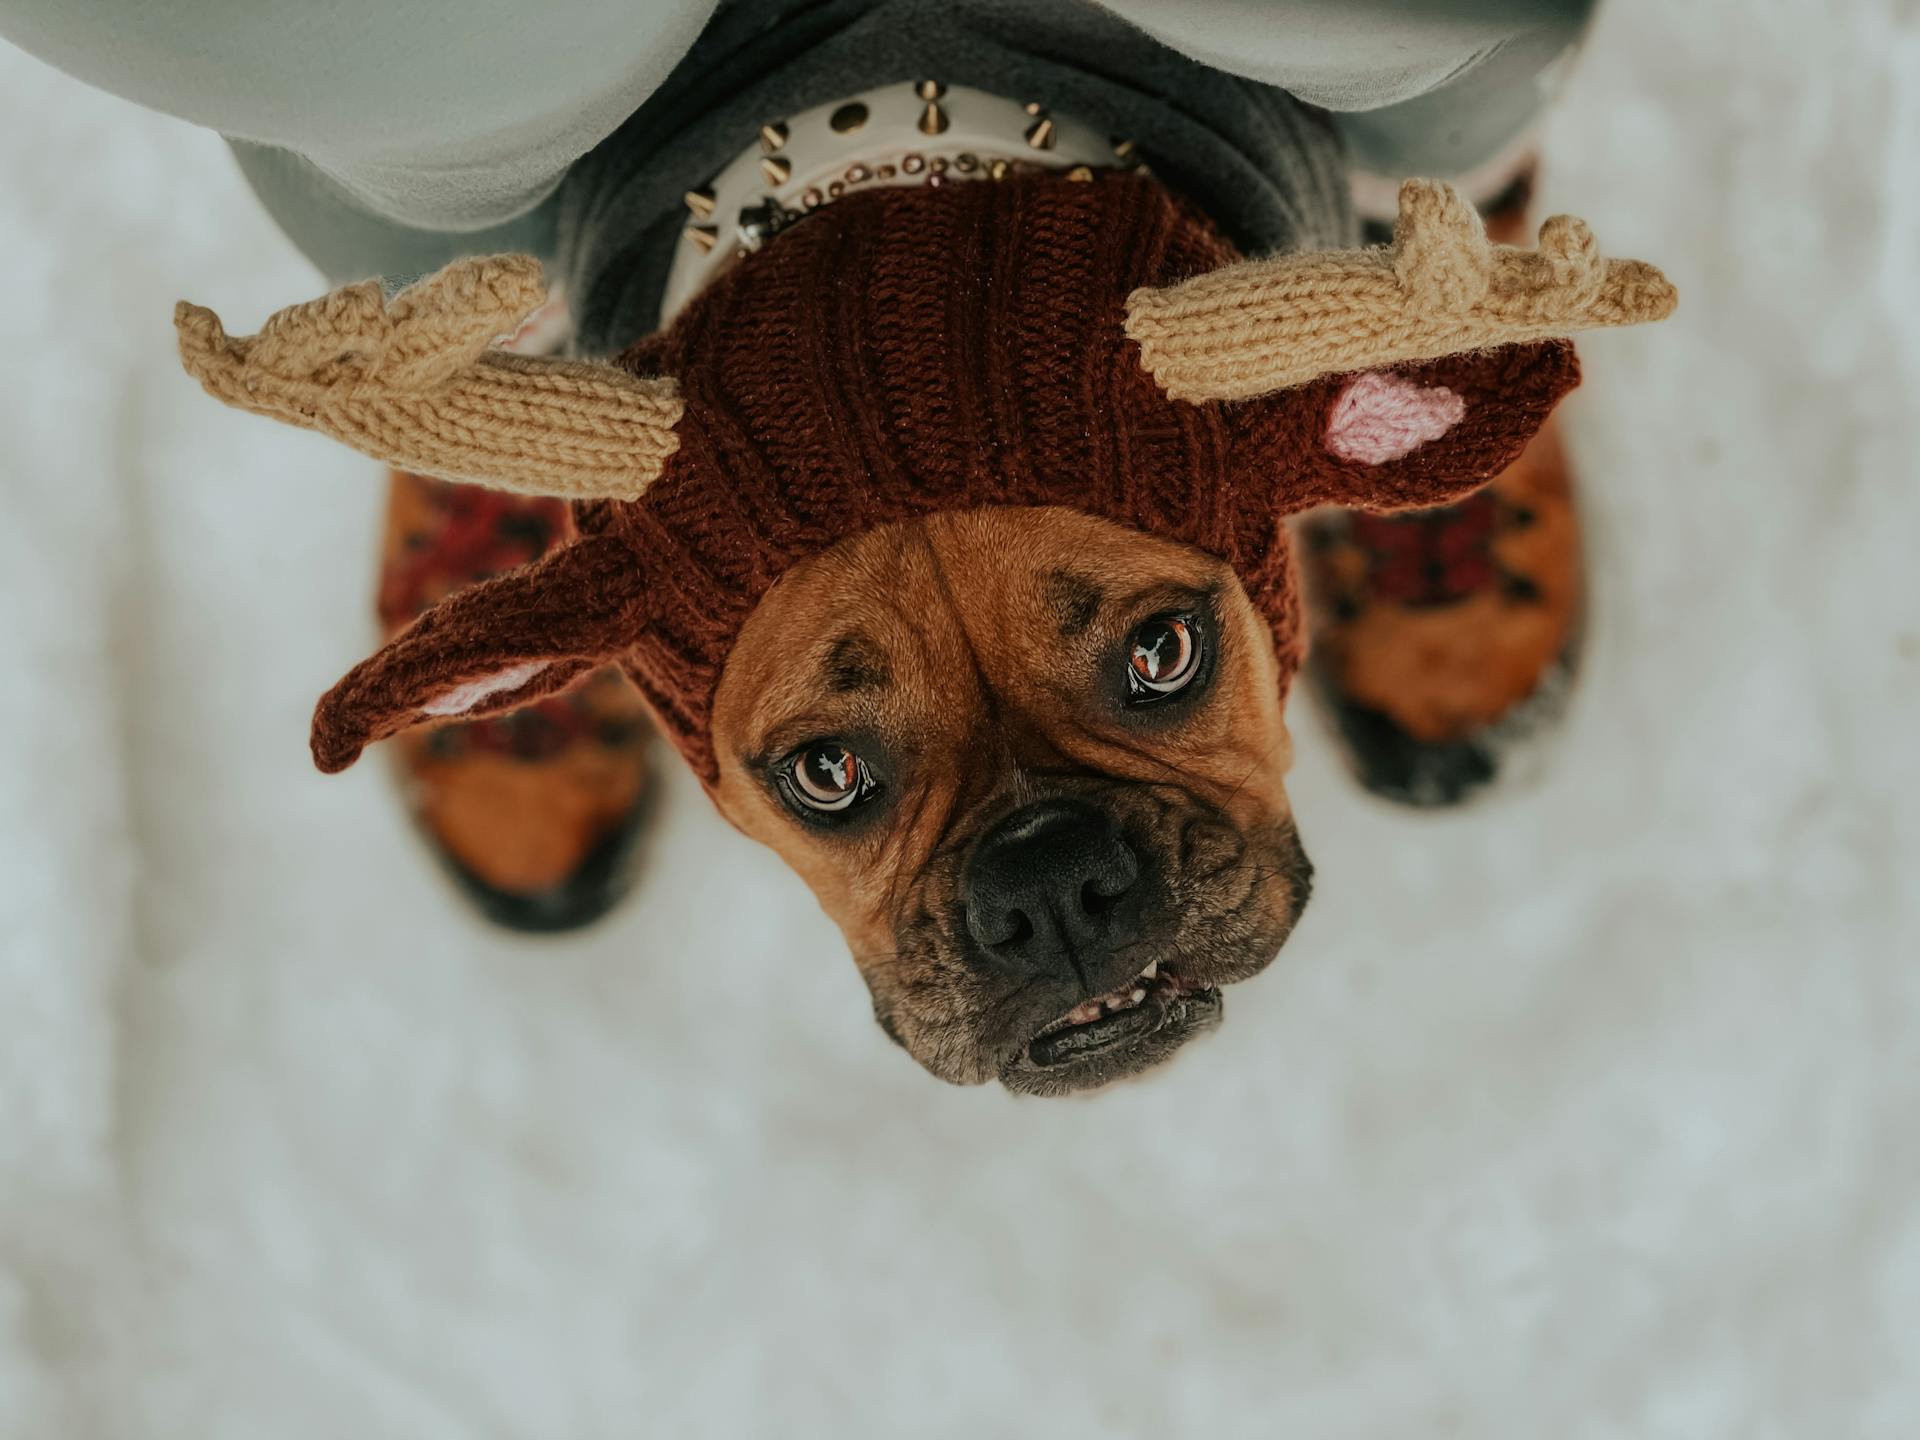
<box><xmin>658</xmin><ymin>78</ymin><xmax>1125</xmax><ymax>323</ymax></box>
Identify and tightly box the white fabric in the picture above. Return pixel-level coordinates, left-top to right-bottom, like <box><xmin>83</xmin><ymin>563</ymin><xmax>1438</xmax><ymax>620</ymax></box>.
<box><xmin>4</xmin><ymin>2</ymin><xmax>1920</xmax><ymax>1434</ymax></box>
<box><xmin>420</xmin><ymin>661</ymin><xmax>550</xmax><ymax>717</ymax></box>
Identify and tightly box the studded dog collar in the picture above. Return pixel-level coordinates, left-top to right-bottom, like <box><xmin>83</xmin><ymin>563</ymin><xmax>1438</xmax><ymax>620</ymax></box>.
<box><xmin>658</xmin><ymin>78</ymin><xmax>1127</xmax><ymax>323</ymax></box>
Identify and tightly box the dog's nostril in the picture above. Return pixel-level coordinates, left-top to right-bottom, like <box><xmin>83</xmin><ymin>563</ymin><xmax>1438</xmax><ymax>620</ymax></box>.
<box><xmin>962</xmin><ymin>898</ymin><xmax>1035</xmax><ymax>952</ymax></box>
<box><xmin>1082</xmin><ymin>879</ymin><xmax>1117</xmax><ymax>917</ymax></box>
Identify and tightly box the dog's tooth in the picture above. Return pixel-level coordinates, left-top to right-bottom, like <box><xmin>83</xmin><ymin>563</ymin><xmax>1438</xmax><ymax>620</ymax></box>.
<box><xmin>1141</xmin><ymin>960</ymin><xmax>1158</xmax><ymax>980</ymax></box>
<box><xmin>1130</xmin><ymin>988</ymin><xmax>1147</xmax><ymax>1004</ymax></box>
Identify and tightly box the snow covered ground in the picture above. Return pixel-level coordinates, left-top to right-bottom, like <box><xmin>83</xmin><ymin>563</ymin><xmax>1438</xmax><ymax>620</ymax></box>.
<box><xmin>3</xmin><ymin>3</ymin><xmax>1917</xmax><ymax>1436</ymax></box>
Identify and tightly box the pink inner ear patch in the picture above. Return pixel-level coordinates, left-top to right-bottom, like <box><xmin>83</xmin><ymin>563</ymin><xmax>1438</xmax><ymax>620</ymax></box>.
<box><xmin>420</xmin><ymin>660</ymin><xmax>550</xmax><ymax>717</ymax></box>
<box><xmin>1325</xmin><ymin>373</ymin><xmax>1467</xmax><ymax>464</ymax></box>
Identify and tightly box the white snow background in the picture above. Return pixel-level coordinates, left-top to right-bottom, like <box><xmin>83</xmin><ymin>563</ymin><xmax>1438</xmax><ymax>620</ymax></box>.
<box><xmin>3</xmin><ymin>2</ymin><xmax>1918</xmax><ymax>1436</ymax></box>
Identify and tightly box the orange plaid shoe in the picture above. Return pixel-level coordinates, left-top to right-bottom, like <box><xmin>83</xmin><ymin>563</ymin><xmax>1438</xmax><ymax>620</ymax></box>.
<box><xmin>1301</xmin><ymin>169</ymin><xmax>1584</xmax><ymax>806</ymax></box>
<box><xmin>379</xmin><ymin>470</ymin><xmax>656</xmax><ymax>930</ymax></box>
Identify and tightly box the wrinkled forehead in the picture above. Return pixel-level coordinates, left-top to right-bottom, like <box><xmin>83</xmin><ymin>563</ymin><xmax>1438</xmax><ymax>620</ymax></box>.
<box><xmin>711</xmin><ymin>509</ymin><xmax>1233</xmax><ymax>753</ymax></box>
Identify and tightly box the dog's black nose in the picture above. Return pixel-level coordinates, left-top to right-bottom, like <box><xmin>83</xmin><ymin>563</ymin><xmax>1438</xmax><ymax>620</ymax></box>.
<box><xmin>962</xmin><ymin>799</ymin><xmax>1141</xmax><ymax>972</ymax></box>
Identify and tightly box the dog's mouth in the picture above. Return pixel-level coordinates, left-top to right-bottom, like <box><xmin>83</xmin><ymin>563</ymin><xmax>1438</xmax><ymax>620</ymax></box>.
<box><xmin>1003</xmin><ymin>959</ymin><xmax>1225</xmax><ymax>1094</ymax></box>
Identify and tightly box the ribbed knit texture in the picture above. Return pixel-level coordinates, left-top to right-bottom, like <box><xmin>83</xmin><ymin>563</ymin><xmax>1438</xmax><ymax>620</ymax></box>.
<box><xmin>602</xmin><ymin>173</ymin><xmax>1575</xmax><ymax>783</ymax></box>
<box><xmin>311</xmin><ymin>172</ymin><xmax>1579</xmax><ymax>783</ymax></box>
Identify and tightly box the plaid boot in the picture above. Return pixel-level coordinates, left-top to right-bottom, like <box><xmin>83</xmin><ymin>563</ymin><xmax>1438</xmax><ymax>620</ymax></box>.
<box><xmin>378</xmin><ymin>470</ymin><xmax>657</xmax><ymax>929</ymax></box>
<box><xmin>1301</xmin><ymin>167</ymin><xmax>1585</xmax><ymax>806</ymax></box>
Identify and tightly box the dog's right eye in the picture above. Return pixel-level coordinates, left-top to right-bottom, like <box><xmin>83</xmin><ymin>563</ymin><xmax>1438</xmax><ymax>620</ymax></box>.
<box><xmin>1124</xmin><ymin>613</ymin><xmax>1204</xmax><ymax>701</ymax></box>
<box><xmin>782</xmin><ymin>741</ymin><xmax>877</xmax><ymax>816</ymax></box>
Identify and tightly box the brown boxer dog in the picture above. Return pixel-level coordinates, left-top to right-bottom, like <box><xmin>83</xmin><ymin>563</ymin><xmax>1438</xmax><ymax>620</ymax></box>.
<box><xmin>174</xmin><ymin>175</ymin><xmax>1673</xmax><ymax>1094</ymax></box>
<box><xmin>710</xmin><ymin>506</ymin><xmax>1312</xmax><ymax>1093</ymax></box>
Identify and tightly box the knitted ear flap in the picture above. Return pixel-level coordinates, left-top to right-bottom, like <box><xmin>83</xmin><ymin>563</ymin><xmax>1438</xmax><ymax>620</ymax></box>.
<box><xmin>1305</xmin><ymin>341</ymin><xmax>1574</xmax><ymax>514</ymax></box>
<box><xmin>310</xmin><ymin>534</ymin><xmax>648</xmax><ymax>773</ymax></box>
<box><xmin>1235</xmin><ymin>338</ymin><xmax>1583</xmax><ymax>515</ymax></box>
<box><xmin>175</xmin><ymin>256</ymin><xmax>684</xmax><ymax>501</ymax></box>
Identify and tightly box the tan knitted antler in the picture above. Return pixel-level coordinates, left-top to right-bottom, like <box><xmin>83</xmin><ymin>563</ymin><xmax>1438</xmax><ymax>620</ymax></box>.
<box><xmin>1126</xmin><ymin>179</ymin><xmax>1678</xmax><ymax>403</ymax></box>
<box><xmin>175</xmin><ymin>255</ymin><xmax>683</xmax><ymax>500</ymax></box>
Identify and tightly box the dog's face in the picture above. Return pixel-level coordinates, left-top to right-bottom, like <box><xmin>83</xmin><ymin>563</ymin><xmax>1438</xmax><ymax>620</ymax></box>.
<box><xmin>710</xmin><ymin>507</ymin><xmax>1312</xmax><ymax>1094</ymax></box>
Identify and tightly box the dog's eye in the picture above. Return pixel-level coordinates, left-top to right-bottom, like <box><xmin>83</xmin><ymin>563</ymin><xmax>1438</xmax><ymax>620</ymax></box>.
<box><xmin>784</xmin><ymin>741</ymin><xmax>874</xmax><ymax>814</ymax></box>
<box><xmin>1126</xmin><ymin>614</ymin><xmax>1202</xmax><ymax>699</ymax></box>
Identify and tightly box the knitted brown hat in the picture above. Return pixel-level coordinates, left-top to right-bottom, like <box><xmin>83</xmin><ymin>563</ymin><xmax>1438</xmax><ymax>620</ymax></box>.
<box><xmin>175</xmin><ymin>173</ymin><xmax>1675</xmax><ymax>786</ymax></box>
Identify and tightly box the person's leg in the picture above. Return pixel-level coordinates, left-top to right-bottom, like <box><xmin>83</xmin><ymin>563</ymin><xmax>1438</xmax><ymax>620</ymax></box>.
<box><xmin>0</xmin><ymin>0</ymin><xmax>719</xmax><ymax>281</ymax></box>
<box><xmin>1334</xmin><ymin>3</ymin><xmax>1593</xmax><ymax>193</ymax></box>
<box><xmin>1091</xmin><ymin>0</ymin><xmax>1593</xmax><ymax>221</ymax></box>
<box><xmin>1087</xmin><ymin>0</ymin><xmax>1602</xmax><ymax>807</ymax></box>
<box><xmin>1</xmin><ymin>0</ymin><xmax>703</xmax><ymax>921</ymax></box>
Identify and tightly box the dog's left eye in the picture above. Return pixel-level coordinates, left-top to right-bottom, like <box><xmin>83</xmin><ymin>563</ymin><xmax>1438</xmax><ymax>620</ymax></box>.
<box><xmin>1126</xmin><ymin>613</ymin><xmax>1203</xmax><ymax>699</ymax></box>
<box><xmin>783</xmin><ymin>741</ymin><xmax>877</xmax><ymax>815</ymax></box>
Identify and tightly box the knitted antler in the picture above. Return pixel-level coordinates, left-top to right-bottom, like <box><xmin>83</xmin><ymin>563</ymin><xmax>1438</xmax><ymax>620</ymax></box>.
<box><xmin>174</xmin><ymin>255</ymin><xmax>683</xmax><ymax>500</ymax></box>
<box><xmin>1125</xmin><ymin>179</ymin><xmax>1678</xmax><ymax>402</ymax></box>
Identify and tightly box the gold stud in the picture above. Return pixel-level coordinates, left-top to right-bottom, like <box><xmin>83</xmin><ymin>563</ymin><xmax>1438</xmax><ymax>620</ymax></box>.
<box><xmin>759</xmin><ymin>122</ymin><xmax>789</xmax><ymax>153</ymax></box>
<box><xmin>685</xmin><ymin>224</ymin><xmax>719</xmax><ymax>252</ymax></box>
<box><xmin>828</xmin><ymin>180</ymin><xmax>845</xmax><ymax>198</ymax></box>
<box><xmin>1025</xmin><ymin>116</ymin><xmax>1055</xmax><ymax>151</ymax></box>
<box><xmin>929</xmin><ymin>157</ymin><xmax>948</xmax><ymax>174</ymax></box>
<box><xmin>915</xmin><ymin>79</ymin><xmax>945</xmax><ymax>102</ymax></box>
<box><xmin>988</xmin><ymin>159</ymin><xmax>1010</xmax><ymax>181</ymax></box>
<box><xmin>1023</xmin><ymin>101</ymin><xmax>1044</xmax><ymax>116</ymax></box>
<box><xmin>801</xmin><ymin>187</ymin><xmax>824</xmax><ymax>209</ymax></box>
<box><xmin>683</xmin><ymin>187</ymin><xmax>716</xmax><ymax>219</ymax></box>
<box><xmin>877</xmin><ymin>163</ymin><xmax>896</xmax><ymax>180</ymax></box>
<box><xmin>902</xmin><ymin>153</ymin><xmax>925</xmax><ymax>174</ymax></box>
<box><xmin>1112</xmin><ymin>137</ymin><xmax>1138</xmax><ymax>163</ymax></box>
<box><xmin>1066</xmin><ymin>165</ymin><xmax>1095</xmax><ymax>182</ymax></box>
<box><xmin>918</xmin><ymin>101</ymin><xmax>949</xmax><ymax>136</ymax></box>
<box><xmin>760</xmin><ymin>155</ymin><xmax>792</xmax><ymax>185</ymax></box>
<box><xmin>954</xmin><ymin>153</ymin><xmax>978</xmax><ymax>174</ymax></box>
<box><xmin>846</xmin><ymin>163</ymin><xmax>870</xmax><ymax>183</ymax></box>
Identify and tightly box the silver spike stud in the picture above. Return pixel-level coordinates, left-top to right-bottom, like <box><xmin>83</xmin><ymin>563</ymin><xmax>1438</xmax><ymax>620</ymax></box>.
<box><xmin>1025</xmin><ymin>115</ymin><xmax>1056</xmax><ymax>151</ymax></box>
<box><xmin>918</xmin><ymin>101</ymin><xmax>949</xmax><ymax>136</ymax></box>
<box><xmin>759</xmin><ymin>121</ymin><xmax>789</xmax><ymax>153</ymax></box>
<box><xmin>759</xmin><ymin>154</ymin><xmax>792</xmax><ymax>186</ymax></box>
<box><xmin>915</xmin><ymin>79</ymin><xmax>946</xmax><ymax>102</ymax></box>
<box><xmin>685</xmin><ymin>224</ymin><xmax>719</xmax><ymax>252</ymax></box>
<box><xmin>1112</xmin><ymin>137</ymin><xmax>1138</xmax><ymax>164</ymax></box>
<box><xmin>683</xmin><ymin>187</ymin><xmax>716</xmax><ymax>219</ymax></box>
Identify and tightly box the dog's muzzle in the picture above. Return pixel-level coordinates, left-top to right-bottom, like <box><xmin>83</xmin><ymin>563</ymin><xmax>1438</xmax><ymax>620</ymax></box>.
<box><xmin>957</xmin><ymin>796</ymin><xmax>1229</xmax><ymax>1093</ymax></box>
